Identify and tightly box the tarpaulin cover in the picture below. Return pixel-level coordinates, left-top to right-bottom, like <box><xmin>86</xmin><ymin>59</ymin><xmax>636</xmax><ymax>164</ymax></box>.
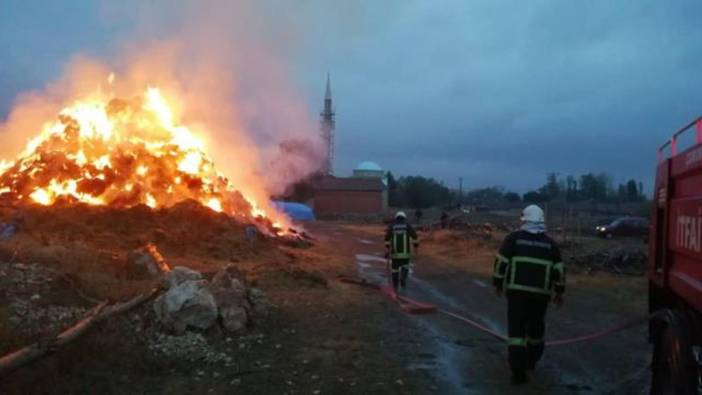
<box><xmin>273</xmin><ymin>201</ymin><xmax>316</xmax><ymax>221</ymax></box>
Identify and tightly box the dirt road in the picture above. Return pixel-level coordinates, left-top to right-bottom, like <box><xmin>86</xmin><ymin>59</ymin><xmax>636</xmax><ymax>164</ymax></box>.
<box><xmin>313</xmin><ymin>222</ymin><xmax>651</xmax><ymax>394</ymax></box>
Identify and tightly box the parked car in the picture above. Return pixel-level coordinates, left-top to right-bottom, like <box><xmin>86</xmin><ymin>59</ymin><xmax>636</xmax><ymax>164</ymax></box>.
<box><xmin>595</xmin><ymin>217</ymin><xmax>649</xmax><ymax>239</ymax></box>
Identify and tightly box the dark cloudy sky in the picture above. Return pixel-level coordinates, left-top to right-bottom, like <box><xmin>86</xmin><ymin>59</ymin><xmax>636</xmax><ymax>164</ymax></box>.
<box><xmin>2</xmin><ymin>1</ymin><xmax>701</xmax><ymax>193</ymax></box>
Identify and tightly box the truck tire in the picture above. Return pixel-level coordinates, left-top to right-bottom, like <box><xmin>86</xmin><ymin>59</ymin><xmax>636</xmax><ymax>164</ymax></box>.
<box><xmin>651</xmin><ymin>314</ymin><xmax>699</xmax><ymax>394</ymax></box>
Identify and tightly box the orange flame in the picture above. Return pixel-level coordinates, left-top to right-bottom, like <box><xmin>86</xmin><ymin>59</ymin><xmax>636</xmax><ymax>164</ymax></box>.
<box><xmin>0</xmin><ymin>81</ymin><xmax>290</xmax><ymax>233</ymax></box>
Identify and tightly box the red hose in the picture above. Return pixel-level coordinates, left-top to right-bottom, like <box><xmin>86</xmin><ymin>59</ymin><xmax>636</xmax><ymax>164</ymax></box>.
<box><xmin>337</xmin><ymin>275</ymin><xmax>652</xmax><ymax>347</ymax></box>
<box><xmin>437</xmin><ymin>309</ymin><xmax>508</xmax><ymax>342</ymax></box>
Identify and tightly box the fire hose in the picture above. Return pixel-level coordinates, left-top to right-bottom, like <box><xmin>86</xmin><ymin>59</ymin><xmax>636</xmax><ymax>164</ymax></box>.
<box><xmin>336</xmin><ymin>274</ymin><xmax>653</xmax><ymax>347</ymax></box>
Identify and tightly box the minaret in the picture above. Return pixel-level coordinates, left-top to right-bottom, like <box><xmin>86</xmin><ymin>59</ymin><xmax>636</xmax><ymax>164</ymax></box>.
<box><xmin>320</xmin><ymin>73</ymin><xmax>335</xmax><ymax>175</ymax></box>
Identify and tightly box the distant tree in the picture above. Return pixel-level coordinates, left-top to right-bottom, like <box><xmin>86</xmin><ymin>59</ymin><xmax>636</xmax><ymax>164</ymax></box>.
<box><xmin>386</xmin><ymin>171</ymin><xmax>397</xmax><ymax>190</ymax></box>
<box><xmin>505</xmin><ymin>191</ymin><xmax>521</xmax><ymax>203</ymax></box>
<box><xmin>398</xmin><ymin>176</ymin><xmax>451</xmax><ymax>209</ymax></box>
<box><xmin>540</xmin><ymin>172</ymin><xmax>561</xmax><ymax>201</ymax></box>
<box><xmin>579</xmin><ymin>173</ymin><xmax>598</xmax><ymax>201</ymax></box>
<box><xmin>579</xmin><ymin>173</ymin><xmax>612</xmax><ymax>202</ymax></box>
<box><xmin>626</xmin><ymin>179</ymin><xmax>640</xmax><ymax>202</ymax></box>
<box><xmin>386</xmin><ymin>171</ymin><xmax>402</xmax><ymax>207</ymax></box>
<box><xmin>565</xmin><ymin>175</ymin><xmax>578</xmax><ymax>201</ymax></box>
<box><xmin>617</xmin><ymin>183</ymin><xmax>627</xmax><ymax>202</ymax></box>
<box><xmin>638</xmin><ymin>181</ymin><xmax>645</xmax><ymax>200</ymax></box>
<box><xmin>523</xmin><ymin>190</ymin><xmax>544</xmax><ymax>203</ymax></box>
<box><xmin>558</xmin><ymin>178</ymin><xmax>566</xmax><ymax>198</ymax></box>
<box><xmin>545</xmin><ymin>173</ymin><xmax>561</xmax><ymax>199</ymax></box>
<box><xmin>595</xmin><ymin>173</ymin><xmax>612</xmax><ymax>201</ymax></box>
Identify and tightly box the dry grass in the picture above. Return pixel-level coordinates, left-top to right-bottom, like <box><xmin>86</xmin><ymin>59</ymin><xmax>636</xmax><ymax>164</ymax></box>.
<box><xmin>0</xmin><ymin>200</ymin><xmax>299</xmax><ymax>301</ymax></box>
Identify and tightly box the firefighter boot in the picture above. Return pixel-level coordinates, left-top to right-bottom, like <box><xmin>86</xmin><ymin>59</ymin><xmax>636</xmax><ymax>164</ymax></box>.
<box><xmin>399</xmin><ymin>265</ymin><xmax>409</xmax><ymax>290</ymax></box>
<box><xmin>526</xmin><ymin>341</ymin><xmax>544</xmax><ymax>370</ymax></box>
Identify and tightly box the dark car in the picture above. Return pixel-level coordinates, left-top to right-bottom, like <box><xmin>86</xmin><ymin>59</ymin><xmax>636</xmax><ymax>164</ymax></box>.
<box><xmin>595</xmin><ymin>217</ymin><xmax>649</xmax><ymax>239</ymax></box>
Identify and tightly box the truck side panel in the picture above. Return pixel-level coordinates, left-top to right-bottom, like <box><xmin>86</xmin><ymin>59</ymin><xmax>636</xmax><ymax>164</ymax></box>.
<box><xmin>668</xmin><ymin>261</ymin><xmax>702</xmax><ymax>312</ymax></box>
<box><xmin>662</xmin><ymin>141</ymin><xmax>702</xmax><ymax>313</ymax></box>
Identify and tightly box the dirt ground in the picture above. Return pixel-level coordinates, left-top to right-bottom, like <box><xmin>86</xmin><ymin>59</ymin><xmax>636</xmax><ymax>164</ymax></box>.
<box><xmin>330</xmin><ymin>222</ymin><xmax>650</xmax><ymax>394</ymax></box>
<box><xmin>0</xmin><ymin>207</ymin><xmax>652</xmax><ymax>394</ymax></box>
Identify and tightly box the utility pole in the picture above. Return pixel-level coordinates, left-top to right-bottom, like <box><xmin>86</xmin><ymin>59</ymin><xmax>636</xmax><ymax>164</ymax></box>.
<box><xmin>458</xmin><ymin>177</ymin><xmax>463</xmax><ymax>206</ymax></box>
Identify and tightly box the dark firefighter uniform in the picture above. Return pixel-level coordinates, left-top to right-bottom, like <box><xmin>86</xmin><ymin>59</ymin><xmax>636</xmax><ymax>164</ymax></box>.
<box><xmin>493</xmin><ymin>230</ymin><xmax>566</xmax><ymax>380</ymax></box>
<box><xmin>385</xmin><ymin>221</ymin><xmax>419</xmax><ymax>291</ymax></box>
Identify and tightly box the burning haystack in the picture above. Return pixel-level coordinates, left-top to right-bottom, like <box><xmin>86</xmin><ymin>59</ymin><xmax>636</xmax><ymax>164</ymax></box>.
<box><xmin>0</xmin><ymin>84</ymin><xmax>289</xmax><ymax>233</ymax></box>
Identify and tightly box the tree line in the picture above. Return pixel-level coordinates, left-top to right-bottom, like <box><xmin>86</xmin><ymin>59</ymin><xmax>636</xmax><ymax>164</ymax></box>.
<box><xmin>387</xmin><ymin>173</ymin><xmax>452</xmax><ymax>209</ymax></box>
<box><xmin>386</xmin><ymin>171</ymin><xmax>648</xmax><ymax>209</ymax></box>
<box><xmin>464</xmin><ymin>172</ymin><xmax>647</xmax><ymax>206</ymax></box>
<box><xmin>524</xmin><ymin>172</ymin><xmax>646</xmax><ymax>203</ymax></box>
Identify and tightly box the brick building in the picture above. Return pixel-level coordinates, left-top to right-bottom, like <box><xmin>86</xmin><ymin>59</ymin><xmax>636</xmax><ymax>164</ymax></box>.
<box><xmin>313</xmin><ymin>176</ymin><xmax>387</xmax><ymax>215</ymax></box>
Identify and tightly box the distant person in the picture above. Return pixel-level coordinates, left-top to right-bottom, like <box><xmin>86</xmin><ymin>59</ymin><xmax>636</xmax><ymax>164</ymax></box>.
<box><xmin>414</xmin><ymin>208</ymin><xmax>423</xmax><ymax>224</ymax></box>
<box><xmin>492</xmin><ymin>204</ymin><xmax>566</xmax><ymax>385</ymax></box>
<box><xmin>385</xmin><ymin>211</ymin><xmax>419</xmax><ymax>292</ymax></box>
<box><xmin>440</xmin><ymin>211</ymin><xmax>449</xmax><ymax>229</ymax></box>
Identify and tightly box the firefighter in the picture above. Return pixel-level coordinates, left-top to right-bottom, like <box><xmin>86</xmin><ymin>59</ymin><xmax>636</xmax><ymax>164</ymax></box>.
<box><xmin>385</xmin><ymin>211</ymin><xmax>419</xmax><ymax>292</ymax></box>
<box><xmin>493</xmin><ymin>204</ymin><xmax>566</xmax><ymax>385</ymax></box>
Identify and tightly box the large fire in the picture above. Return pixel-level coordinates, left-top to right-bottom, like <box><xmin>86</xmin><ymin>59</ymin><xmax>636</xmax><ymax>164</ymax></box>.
<box><xmin>0</xmin><ymin>80</ymin><xmax>289</xmax><ymax>233</ymax></box>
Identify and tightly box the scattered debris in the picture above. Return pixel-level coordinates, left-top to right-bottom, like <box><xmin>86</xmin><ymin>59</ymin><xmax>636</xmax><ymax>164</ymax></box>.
<box><xmin>6</xmin><ymin>300</ymin><xmax>88</xmax><ymax>335</ymax></box>
<box><xmin>0</xmin><ymin>288</ymin><xmax>160</xmax><ymax>377</ymax></box>
<box><xmin>0</xmin><ymin>262</ymin><xmax>90</xmax><ymax>336</ymax></box>
<box><xmin>147</xmin><ymin>332</ymin><xmax>230</xmax><ymax>364</ymax></box>
<box><xmin>569</xmin><ymin>246</ymin><xmax>647</xmax><ymax>275</ymax></box>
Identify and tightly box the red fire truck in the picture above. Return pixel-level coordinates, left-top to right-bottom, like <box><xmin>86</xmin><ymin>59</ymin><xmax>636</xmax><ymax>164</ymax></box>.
<box><xmin>649</xmin><ymin>117</ymin><xmax>702</xmax><ymax>394</ymax></box>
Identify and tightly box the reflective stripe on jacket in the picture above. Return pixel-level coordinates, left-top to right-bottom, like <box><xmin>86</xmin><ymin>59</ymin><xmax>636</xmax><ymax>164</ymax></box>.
<box><xmin>385</xmin><ymin>221</ymin><xmax>419</xmax><ymax>259</ymax></box>
<box><xmin>493</xmin><ymin>230</ymin><xmax>565</xmax><ymax>295</ymax></box>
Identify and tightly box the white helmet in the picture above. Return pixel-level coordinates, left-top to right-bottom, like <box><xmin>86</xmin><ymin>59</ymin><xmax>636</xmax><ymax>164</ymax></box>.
<box><xmin>521</xmin><ymin>205</ymin><xmax>544</xmax><ymax>223</ymax></box>
<box><xmin>395</xmin><ymin>211</ymin><xmax>407</xmax><ymax>219</ymax></box>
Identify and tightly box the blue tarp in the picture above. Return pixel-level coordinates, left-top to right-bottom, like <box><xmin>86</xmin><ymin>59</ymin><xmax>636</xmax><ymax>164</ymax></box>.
<box><xmin>273</xmin><ymin>201</ymin><xmax>316</xmax><ymax>221</ymax></box>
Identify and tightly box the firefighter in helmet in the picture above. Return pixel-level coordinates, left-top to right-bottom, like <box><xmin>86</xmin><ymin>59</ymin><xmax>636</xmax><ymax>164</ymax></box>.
<box><xmin>385</xmin><ymin>211</ymin><xmax>419</xmax><ymax>292</ymax></box>
<box><xmin>493</xmin><ymin>204</ymin><xmax>566</xmax><ymax>385</ymax></box>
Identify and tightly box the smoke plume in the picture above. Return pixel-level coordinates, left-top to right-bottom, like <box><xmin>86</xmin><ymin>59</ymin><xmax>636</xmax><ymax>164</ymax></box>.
<box><xmin>0</xmin><ymin>0</ymin><xmax>325</xmax><ymax>200</ymax></box>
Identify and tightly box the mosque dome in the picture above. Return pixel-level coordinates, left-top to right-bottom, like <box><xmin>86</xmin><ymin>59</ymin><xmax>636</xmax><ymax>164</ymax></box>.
<box><xmin>355</xmin><ymin>161</ymin><xmax>382</xmax><ymax>171</ymax></box>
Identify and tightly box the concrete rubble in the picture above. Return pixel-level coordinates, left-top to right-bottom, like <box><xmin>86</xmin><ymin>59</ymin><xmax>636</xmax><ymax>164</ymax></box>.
<box><xmin>163</xmin><ymin>265</ymin><xmax>202</xmax><ymax>289</ymax></box>
<box><xmin>153</xmin><ymin>263</ymin><xmax>270</xmax><ymax>334</ymax></box>
<box><xmin>154</xmin><ymin>279</ymin><xmax>219</xmax><ymax>334</ymax></box>
<box><xmin>211</xmin><ymin>266</ymin><xmax>251</xmax><ymax>332</ymax></box>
